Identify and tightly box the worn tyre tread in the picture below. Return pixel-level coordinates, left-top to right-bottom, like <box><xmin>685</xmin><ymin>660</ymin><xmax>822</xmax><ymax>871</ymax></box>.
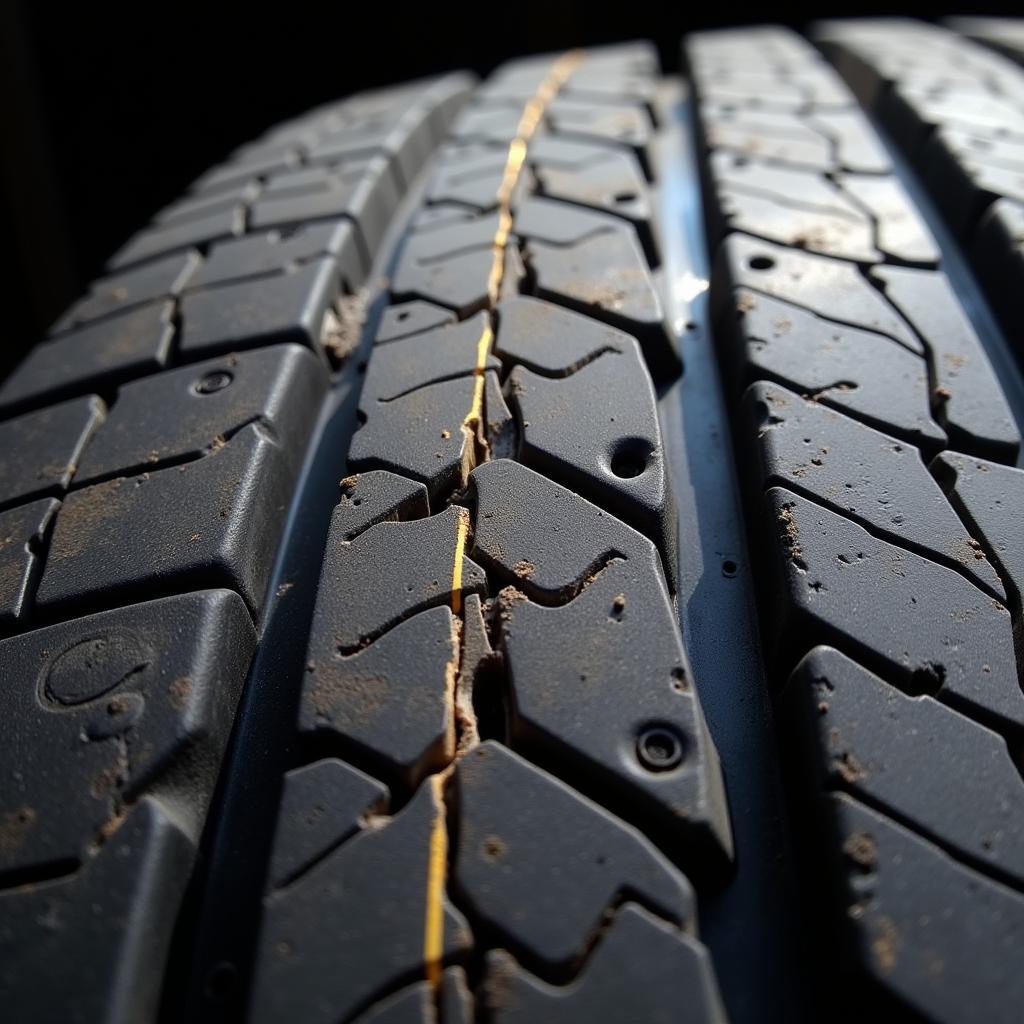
<box><xmin>688</xmin><ymin>23</ymin><xmax>1024</xmax><ymax>1024</ymax></box>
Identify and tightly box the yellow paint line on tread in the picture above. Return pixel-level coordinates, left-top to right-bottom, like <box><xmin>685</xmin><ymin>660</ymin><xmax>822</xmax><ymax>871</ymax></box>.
<box><xmin>431</xmin><ymin>53</ymin><xmax>583</xmax><ymax>991</ymax></box>
<box><xmin>450</xmin><ymin>507</ymin><xmax>469</xmax><ymax>615</ymax></box>
<box><xmin>459</xmin><ymin>49</ymin><xmax>584</xmax><ymax>446</ymax></box>
<box><xmin>423</xmin><ymin>772</ymin><xmax>449</xmax><ymax>991</ymax></box>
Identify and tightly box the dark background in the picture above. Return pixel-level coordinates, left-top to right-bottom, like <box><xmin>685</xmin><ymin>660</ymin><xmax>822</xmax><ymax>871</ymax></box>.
<box><xmin>1</xmin><ymin>1</ymin><xmax>1016</xmax><ymax>373</ymax></box>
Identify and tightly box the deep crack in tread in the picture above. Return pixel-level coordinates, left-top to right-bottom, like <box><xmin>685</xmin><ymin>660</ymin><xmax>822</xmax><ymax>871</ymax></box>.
<box><xmin>245</xmin><ymin>45</ymin><xmax>730</xmax><ymax>1024</ymax></box>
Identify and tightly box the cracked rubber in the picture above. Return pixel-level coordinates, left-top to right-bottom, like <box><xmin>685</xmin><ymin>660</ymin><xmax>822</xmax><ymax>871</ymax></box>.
<box><xmin>5</xmin><ymin>21</ymin><xmax>1024</xmax><ymax>1024</ymax></box>
<box><xmin>239</xmin><ymin>44</ymin><xmax>731</xmax><ymax>1024</ymax></box>
<box><xmin>690</xmin><ymin>23</ymin><xmax>1024</xmax><ymax>1023</ymax></box>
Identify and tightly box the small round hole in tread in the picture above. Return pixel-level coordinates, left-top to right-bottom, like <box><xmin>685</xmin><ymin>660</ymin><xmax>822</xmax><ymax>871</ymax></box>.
<box><xmin>195</xmin><ymin>371</ymin><xmax>233</xmax><ymax>395</ymax></box>
<box><xmin>636</xmin><ymin>725</ymin><xmax>686</xmax><ymax>772</ymax></box>
<box><xmin>748</xmin><ymin>255</ymin><xmax>774</xmax><ymax>271</ymax></box>
<box><xmin>610</xmin><ymin>438</ymin><xmax>653</xmax><ymax>479</ymax></box>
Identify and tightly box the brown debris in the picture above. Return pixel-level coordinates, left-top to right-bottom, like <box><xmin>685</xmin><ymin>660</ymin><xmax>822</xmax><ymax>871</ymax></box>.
<box><xmin>842</xmin><ymin>831</ymin><xmax>878</xmax><ymax>870</ymax></box>
<box><xmin>167</xmin><ymin>675</ymin><xmax>192</xmax><ymax>711</ymax></box>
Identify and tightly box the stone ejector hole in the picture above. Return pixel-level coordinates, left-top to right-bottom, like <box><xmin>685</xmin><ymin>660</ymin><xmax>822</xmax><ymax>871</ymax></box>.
<box><xmin>722</xmin><ymin>559</ymin><xmax>738</xmax><ymax>578</ymax></box>
<box><xmin>397</xmin><ymin>310</ymin><xmax>410</xmax><ymax>321</ymax></box>
<box><xmin>610</xmin><ymin>439</ymin><xmax>652</xmax><ymax>479</ymax></box>
<box><xmin>636</xmin><ymin>726</ymin><xmax>685</xmax><ymax>772</ymax></box>
<box><xmin>748</xmin><ymin>255</ymin><xmax>775</xmax><ymax>271</ymax></box>
<box><xmin>195</xmin><ymin>370</ymin><xmax>233</xmax><ymax>395</ymax></box>
<box><xmin>614</xmin><ymin>191</ymin><xmax>637</xmax><ymax>203</ymax></box>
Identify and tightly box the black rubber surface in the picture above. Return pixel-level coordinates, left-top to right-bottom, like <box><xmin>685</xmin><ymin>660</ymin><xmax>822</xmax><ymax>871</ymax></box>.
<box><xmin>818</xmin><ymin>19</ymin><xmax>1024</xmax><ymax>353</ymax></box>
<box><xmin>689</xmin><ymin>23</ymin><xmax>1024</xmax><ymax>1024</ymax></box>
<box><xmin>2</xmin><ymin>20</ymin><xmax>1023</xmax><ymax>1024</ymax></box>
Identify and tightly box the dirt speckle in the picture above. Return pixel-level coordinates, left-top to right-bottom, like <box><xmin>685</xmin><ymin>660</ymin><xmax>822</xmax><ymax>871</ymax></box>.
<box><xmin>0</xmin><ymin>806</ymin><xmax>36</xmax><ymax>855</ymax></box>
<box><xmin>834</xmin><ymin>749</ymin><xmax>866</xmax><ymax>784</ymax></box>
<box><xmin>168</xmin><ymin>676</ymin><xmax>192</xmax><ymax>711</ymax></box>
<box><xmin>481</xmin><ymin>835</ymin><xmax>507</xmax><ymax>862</ymax></box>
<box><xmin>843</xmin><ymin>831</ymin><xmax>878</xmax><ymax>870</ymax></box>
<box><xmin>871</xmin><ymin>915</ymin><xmax>901</xmax><ymax>976</ymax></box>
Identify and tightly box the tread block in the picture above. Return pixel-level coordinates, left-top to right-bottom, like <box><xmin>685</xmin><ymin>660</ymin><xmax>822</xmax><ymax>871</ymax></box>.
<box><xmin>451</xmin><ymin>105</ymin><xmax>525</xmax><ymax>146</ymax></box>
<box><xmin>786</xmin><ymin>646</ymin><xmax>1024</xmax><ymax>888</ymax></box>
<box><xmin>192</xmin><ymin>149</ymin><xmax>300</xmax><ymax>197</ymax></box>
<box><xmin>709</xmin><ymin>151</ymin><xmax>879</xmax><ymax>263</ymax></box>
<box><xmin>268</xmin><ymin>759</ymin><xmax>387</xmax><ymax>889</ymax></box>
<box><xmin>0</xmin><ymin>499</ymin><xmax>59</xmax><ymax>625</ymax></box>
<box><xmin>375</xmin><ymin>300</ymin><xmax>457</xmax><ymax>344</ymax></box>
<box><xmin>486</xmin><ymin>905</ymin><xmax>726</xmax><ymax>1024</ymax></box>
<box><xmin>262</xmin><ymin>161</ymin><xmax>377</xmax><ymax>199</ymax></box>
<box><xmin>0</xmin><ymin>302</ymin><xmax>174</xmax><ymax>413</ymax></box>
<box><xmin>250</xmin><ymin>156</ymin><xmax>399</xmax><ymax>260</ymax></box>
<box><xmin>178</xmin><ymin>258</ymin><xmax>340</xmax><ymax>360</ymax></box>
<box><xmin>701</xmin><ymin>106</ymin><xmax>835</xmax><ymax>171</ymax></box>
<box><xmin>470</xmin><ymin>461</ymin><xmax>731</xmax><ymax>863</ymax></box>
<box><xmin>818</xmin><ymin>18</ymin><xmax>1024</xmax><ymax>341</ymax></box>
<box><xmin>306</xmin><ymin>504</ymin><xmax>485</xmax><ymax>652</ymax></box>
<box><xmin>515</xmin><ymin>194</ymin><xmax>626</xmax><ymax>245</ymax></box>
<box><xmin>351</xmin><ymin>969</ymin><xmax>471</xmax><ymax>1024</ymax></box>
<box><xmin>455</xmin><ymin>742</ymin><xmax>694</xmax><ymax>972</ymax></box>
<box><xmin>111</xmin><ymin>206</ymin><xmax>244</xmax><ymax>270</ymax></box>
<box><xmin>0</xmin><ymin>798</ymin><xmax>195</xmax><ymax>1024</ymax></box>
<box><xmin>411</xmin><ymin>203</ymin><xmax>479</xmax><ymax>231</ymax></box>
<box><xmin>189</xmin><ymin>220</ymin><xmax>363</xmax><ymax>291</ymax></box>
<box><xmin>391</xmin><ymin>213</ymin><xmax>500</xmax><ymax>317</ymax></box>
<box><xmin>0</xmin><ymin>396</ymin><xmax>105</xmax><ymax>507</ymax></box>
<box><xmin>360</xmin><ymin>313</ymin><xmax>498</xmax><ymax>403</ymax></box>
<box><xmin>37</xmin><ymin>423</ymin><xmax>302</xmax><ymax>616</ymax></box>
<box><xmin>870</xmin><ymin>265</ymin><xmax>1020</xmax><ymax>461</ymax></box>
<box><xmin>74</xmin><ymin>344</ymin><xmax>325</xmax><ymax>486</ymax></box>
<box><xmin>934</xmin><ymin>452</ymin><xmax>1024</xmax><ymax>607</ymax></box>
<box><xmin>825</xmin><ymin>793</ymin><xmax>1024</xmax><ymax>1024</ymax></box>
<box><xmin>837</xmin><ymin>174</ymin><xmax>940</xmax><ymax>265</ymax></box>
<box><xmin>533</xmin><ymin>148</ymin><xmax>659</xmax><ymax>263</ymax></box>
<box><xmin>155</xmin><ymin>181</ymin><xmax>261</xmax><ymax>228</ymax></box>
<box><xmin>495</xmin><ymin>295</ymin><xmax>626</xmax><ymax>374</ymax></box>
<box><xmin>716</xmin><ymin>235</ymin><xmax>922</xmax><ymax>354</ymax></box>
<box><xmin>301</xmin><ymin>606</ymin><xmax>459</xmax><ymax>784</ymax></box>
<box><xmin>763</xmin><ymin>486</ymin><xmax>1024</xmax><ymax>731</ymax></box>
<box><xmin>547</xmin><ymin>96</ymin><xmax>654</xmax><ymax>171</ymax></box>
<box><xmin>251</xmin><ymin>779</ymin><xmax>472</xmax><ymax>1024</ymax></box>
<box><xmin>332</xmin><ymin>470</ymin><xmax>430</xmax><ymax>541</ymax></box>
<box><xmin>731</xmin><ymin>288</ymin><xmax>946</xmax><ymax>450</ymax></box>
<box><xmin>742</xmin><ymin>381</ymin><xmax>1004</xmax><ymax>597</ymax></box>
<box><xmin>0</xmin><ymin>590</ymin><xmax>255</xmax><ymax>876</ymax></box>
<box><xmin>426</xmin><ymin>144</ymin><xmax>508</xmax><ymax>211</ymax></box>
<box><xmin>526</xmin><ymin>230</ymin><xmax>674</xmax><ymax>375</ymax></box>
<box><xmin>349</xmin><ymin>376</ymin><xmax>480</xmax><ymax>499</ymax></box>
<box><xmin>710</xmin><ymin>155</ymin><xmax>937</xmax><ymax>267</ymax></box>
<box><xmin>508</xmin><ymin>336</ymin><xmax>677</xmax><ymax>578</ymax></box>
<box><xmin>805</xmin><ymin>107</ymin><xmax>890</xmax><ymax>173</ymax></box>
<box><xmin>53</xmin><ymin>251</ymin><xmax>199</xmax><ymax>333</ymax></box>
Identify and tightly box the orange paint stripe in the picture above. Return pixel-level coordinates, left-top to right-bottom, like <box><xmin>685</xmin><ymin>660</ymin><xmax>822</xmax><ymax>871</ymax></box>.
<box><xmin>450</xmin><ymin>507</ymin><xmax>469</xmax><ymax>615</ymax></box>
<box><xmin>423</xmin><ymin>773</ymin><xmax>449</xmax><ymax>990</ymax></box>
<box><xmin>435</xmin><ymin>53</ymin><xmax>583</xmax><ymax>989</ymax></box>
